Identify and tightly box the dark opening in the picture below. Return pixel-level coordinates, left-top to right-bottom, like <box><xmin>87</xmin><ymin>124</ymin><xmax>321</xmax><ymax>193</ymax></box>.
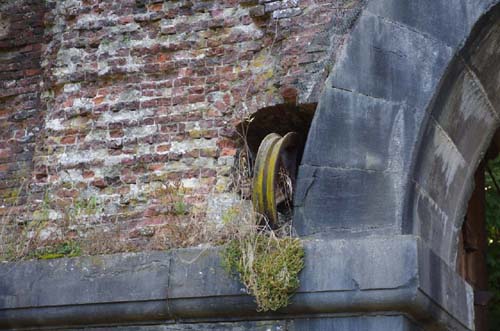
<box><xmin>237</xmin><ymin>103</ymin><xmax>316</xmax><ymax>169</ymax></box>
<box><xmin>459</xmin><ymin>130</ymin><xmax>500</xmax><ymax>331</ymax></box>
<box><xmin>235</xmin><ymin>103</ymin><xmax>316</xmax><ymax>219</ymax></box>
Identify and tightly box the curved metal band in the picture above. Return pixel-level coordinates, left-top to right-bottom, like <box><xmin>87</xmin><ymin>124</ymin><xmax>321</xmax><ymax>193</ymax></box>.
<box><xmin>252</xmin><ymin>132</ymin><xmax>298</xmax><ymax>225</ymax></box>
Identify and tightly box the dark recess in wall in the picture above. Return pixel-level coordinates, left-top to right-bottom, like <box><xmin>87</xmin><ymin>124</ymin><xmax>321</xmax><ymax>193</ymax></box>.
<box><xmin>237</xmin><ymin>103</ymin><xmax>316</xmax><ymax>168</ymax></box>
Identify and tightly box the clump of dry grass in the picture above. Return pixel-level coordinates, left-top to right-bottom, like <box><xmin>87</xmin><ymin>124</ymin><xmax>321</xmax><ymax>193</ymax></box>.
<box><xmin>221</xmin><ymin>211</ymin><xmax>304</xmax><ymax>312</ymax></box>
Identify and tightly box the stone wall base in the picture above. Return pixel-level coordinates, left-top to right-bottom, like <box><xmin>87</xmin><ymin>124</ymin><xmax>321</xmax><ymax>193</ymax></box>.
<box><xmin>0</xmin><ymin>236</ymin><xmax>473</xmax><ymax>331</ymax></box>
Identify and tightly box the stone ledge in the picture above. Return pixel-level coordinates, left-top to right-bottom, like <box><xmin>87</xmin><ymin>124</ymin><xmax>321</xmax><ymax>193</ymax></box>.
<box><xmin>0</xmin><ymin>236</ymin><xmax>473</xmax><ymax>330</ymax></box>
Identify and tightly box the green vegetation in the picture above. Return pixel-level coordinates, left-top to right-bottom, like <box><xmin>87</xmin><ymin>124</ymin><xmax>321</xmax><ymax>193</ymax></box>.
<box><xmin>0</xmin><ymin>180</ymin><xmax>202</xmax><ymax>262</ymax></box>
<box><xmin>0</xmin><ymin>192</ymin><xmax>99</xmax><ymax>262</ymax></box>
<box><xmin>222</xmin><ymin>230</ymin><xmax>304</xmax><ymax>312</ymax></box>
<box><xmin>30</xmin><ymin>240</ymin><xmax>81</xmax><ymax>260</ymax></box>
<box><xmin>173</xmin><ymin>199</ymin><xmax>188</xmax><ymax>215</ymax></box>
<box><xmin>485</xmin><ymin>157</ymin><xmax>500</xmax><ymax>330</ymax></box>
<box><xmin>71</xmin><ymin>196</ymin><xmax>99</xmax><ymax>217</ymax></box>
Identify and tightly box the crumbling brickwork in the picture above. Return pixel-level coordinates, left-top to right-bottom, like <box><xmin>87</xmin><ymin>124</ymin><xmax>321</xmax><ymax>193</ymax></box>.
<box><xmin>0</xmin><ymin>0</ymin><xmax>364</xmax><ymax>254</ymax></box>
<box><xmin>0</xmin><ymin>0</ymin><xmax>47</xmax><ymax>223</ymax></box>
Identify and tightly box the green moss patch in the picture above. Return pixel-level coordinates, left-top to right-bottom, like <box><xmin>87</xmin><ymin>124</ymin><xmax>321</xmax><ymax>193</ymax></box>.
<box><xmin>30</xmin><ymin>241</ymin><xmax>81</xmax><ymax>260</ymax></box>
<box><xmin>222</xmin><ymin>231</ymin><xmax>304</xmax><ymax>312</ymax></box>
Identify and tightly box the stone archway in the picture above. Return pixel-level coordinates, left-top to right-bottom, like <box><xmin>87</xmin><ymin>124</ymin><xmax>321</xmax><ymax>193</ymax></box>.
<box><xmin>408</xmin><ymin>10</ymin><xmax>500</xmax><ymax>268</ymax></box>
<box><xmin>295</xmin><ymin>0</ymin><xmax>500</xmax><ymax>267</ymax></box>
<box><xmin>294</xmin><ymin>1</ymin><xmax>500</xmax><ymax>329</ymax></box>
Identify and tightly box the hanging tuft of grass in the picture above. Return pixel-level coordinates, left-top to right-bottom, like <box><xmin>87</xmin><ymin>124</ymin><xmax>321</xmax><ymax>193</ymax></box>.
<box><xmin>222</xmin><ymin>229</ymin><xmax>304</xmax><ymax>312</ymax></box>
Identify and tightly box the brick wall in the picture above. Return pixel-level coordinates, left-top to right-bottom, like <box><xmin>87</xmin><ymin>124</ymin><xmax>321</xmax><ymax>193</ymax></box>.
<box><xmin>0</xmin><ymin>0</ymin><xmax>364</xmax><ymax>254</ymax></box>
<box><xmin>0</xmin><ymin>0</ymin><xmax>46</xmax><ymax>220</ymax></box>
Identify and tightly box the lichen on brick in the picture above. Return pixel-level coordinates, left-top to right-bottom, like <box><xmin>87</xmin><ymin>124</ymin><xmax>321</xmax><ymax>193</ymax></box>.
<box><xmin>0</xmin><ymin>0</ymin><xmax>365</xmax><ymax>259</ymax></box>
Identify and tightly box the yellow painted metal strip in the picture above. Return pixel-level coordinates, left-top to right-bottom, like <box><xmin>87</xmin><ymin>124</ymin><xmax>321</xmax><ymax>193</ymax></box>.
<box><xmin>265</xmin><ymin>138</ymin><xmax>281</xmax><ymax>223</ymax></box>
<box><xmin>264</xmin><ymin>132</ymin><xmax>298</xmax><ymax>224</ymax></box>
<box><xmin>252</xmin><ymin>132</ymin><xmax>298</xmax><ymax>226</ymax></box>
<box><xmin>252</xmin><ymin>133</ymin><xmax>280</xmax><ymax>219</ymax></box>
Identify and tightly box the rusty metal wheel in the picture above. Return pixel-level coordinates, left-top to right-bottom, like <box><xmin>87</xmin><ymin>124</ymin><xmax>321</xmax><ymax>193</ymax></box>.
<box><xmin>252</xmin><ymin>132</ymin><xmax>299</xmax><ymax>226</ymax></box>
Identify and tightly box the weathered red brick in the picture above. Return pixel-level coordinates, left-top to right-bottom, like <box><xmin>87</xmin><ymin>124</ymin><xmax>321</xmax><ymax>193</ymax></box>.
<box><xmin>0</xmin><ymin>0</ymin><xmax>364</xmax><ymax>249</ymax></box>
<box><xmin>60</xmin><ymin>135</ymin><xmax>77</xmax><ymax>145</ymax></box>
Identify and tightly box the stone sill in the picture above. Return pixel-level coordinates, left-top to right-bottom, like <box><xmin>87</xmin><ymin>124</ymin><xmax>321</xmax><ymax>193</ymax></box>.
<box><xmin>0</xmin><ymin>236</ymin><xmax>473</xmax><ymax>331</ymax></box>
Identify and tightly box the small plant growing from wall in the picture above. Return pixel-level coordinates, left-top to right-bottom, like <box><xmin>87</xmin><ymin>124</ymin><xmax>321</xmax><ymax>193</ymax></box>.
<box><xmin>222</xmin><ymin>220</ymin><xmax>304</xmax><ymax>312</ymax></box>
<box><xmin>30</xmin><ymin>240</ymin><xmax>81</xmax><ymax>260</ymax></box>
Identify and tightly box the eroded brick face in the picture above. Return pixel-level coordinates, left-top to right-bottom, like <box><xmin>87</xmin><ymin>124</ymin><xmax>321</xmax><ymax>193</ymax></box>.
<box><xmin>0</xmin><ymin>0</ymin><xmax>364</xmax><ymax>253</ymax></box>
<box><xmin>0</xmin><ymin>0</ymin><xmax>46</xmax><ymax>220</ymax></box>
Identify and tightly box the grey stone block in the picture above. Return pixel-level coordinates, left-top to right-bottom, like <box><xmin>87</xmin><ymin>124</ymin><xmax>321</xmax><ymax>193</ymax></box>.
<box><xmin>166</xmin><ymin>246</ymin><xmax>257</xmax><ymax>319</ymax></box>
<box><xmin>41</xmin><ymin>316</ymin><xmax>421</xmax><ymax>331</ymax></box>
<box><xmin>461</xmin><ymin>7</ymin><xmax>500</xmax><ymax>115</ymax></box>
<box><xmin>298</xmin><ymin>237</ymin><xmax>417</xmax><ymax>293</ymax></box>
<box><xmin>366</xmin><ymin>0</ymin><xmax>495</xmax><ymax>47</ymax></box>
<box><xmin>403</xmin><ymin>53</ymin><xmax>499</xmax><ymax>266</ymax></box>
<box><xmin>406</xmin><ymin>179</ymin><xmax>471</xmax><ymax>268</ymax></box>
<box><xmin>167</xmin><ymin>247</ymin><xmax>242</xmax><ymax>299</ymax></box>
<box><xmin>406</xmin><ymin>181</ymin><xmax>460</xmax><ymax>266</ymax></box>
<box><xmin>415</xmin><ymin>121</ymin><xmax>468</xmax><ymax>202</ymax></box>
<box><xmin>301</xmin><ymin>86</ymin><xmax>412</xmax><ymax>172</ymax></box>
<box><xmin>72</xmin><ymin>321</ymin><xmax>287</xmax><ymax>331</ymax></box>
<box><xmin>0</xmin><ymin>251</ymin><xmax>170</xmax><ymax>308</ymax></box>
<box><xmin>429</xmin><ymin>57</ymin><xmax>498</xmax><ymax>165</ymax></box>
<box><xmin>328</xmin><ymin>11</ymin><xmax>453</xmax><ymax>109</ymax></box>
<box><xmin>293</xmin><ymin>165</ymin><xmax>403</xmax><ymax>236</ymax></box>
<box><xmin>0</xmin><ymin>236</ymin><xmax>474</xmax><ymax>331</ymax></box>
<box><xmin>289</xmin><ymin>315</ymin><xmax>422</xmax><ymax>331</ymax></box>
<box><xmin>417</xmin><ymin>240</ymin><xmax>474</xmax><ymax>329</ymax></box>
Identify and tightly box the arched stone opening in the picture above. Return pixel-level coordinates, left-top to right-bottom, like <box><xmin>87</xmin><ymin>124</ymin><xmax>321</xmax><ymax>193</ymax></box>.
<box><xmin>291</xmin><ymin>1</ymin><xmax>500</xmax><ymax>328</ymax></box>
<box><xmin>294</xmin><ymin>0</ymin><xmax>500</xmax><ymax>260</ymax></box>
<box><xmin>457</xmin><ymin>131</ymin><xmax>500</xmax><ymax>331</ymax></box>
<box><xmin>295</xmin><ymin>0</ymin><xmax>498</xmax><ymax>239</ymax></box>
<box><xmin>407</xmin><ymin>5</ymin><xmax>500</xmax><ymax>268</ymax></box>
